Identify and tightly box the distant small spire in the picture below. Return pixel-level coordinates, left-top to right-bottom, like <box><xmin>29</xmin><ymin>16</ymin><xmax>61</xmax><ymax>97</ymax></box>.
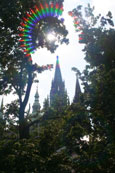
<box><xmin>73</xmin><ymin>74</ymin><xmax>81</xmax><ymax>103</ymax></box>
<box><xmin>1</xmin><ymin>98</ymin><xmax>3</xmax><ymax>109</ymax></box>
<box><xmin>0</xmin><ymin>98</ymin><xmax>4</xmax><ymax>119</ymax></box>
<box><xmin>32</xmin><ymin>86</ymin><xmax>40</xmax><ymax>114</ymax></box>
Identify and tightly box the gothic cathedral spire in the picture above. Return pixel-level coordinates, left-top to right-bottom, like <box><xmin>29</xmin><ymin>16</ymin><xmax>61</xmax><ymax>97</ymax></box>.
<box><xmin>54</xmin><ymin>55</ymin><xmax>62</xmax><ymax>83</ymax></box>
<box><xmin>50</xmin><ymin>56</ymin><xmax>68</xmax><ymax>108</ymax></box>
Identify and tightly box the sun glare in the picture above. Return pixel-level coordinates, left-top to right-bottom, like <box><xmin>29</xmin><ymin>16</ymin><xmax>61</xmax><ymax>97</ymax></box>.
<box><xmin>47</xmin><ymin>33</ymin><xmax>56</xmax><ymax>41</ymax></box>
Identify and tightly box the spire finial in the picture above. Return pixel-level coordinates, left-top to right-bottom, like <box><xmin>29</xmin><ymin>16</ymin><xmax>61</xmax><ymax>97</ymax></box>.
<box><xmin>35</xmin><ymin>80</ymin><xmax>39</xmax><ymax>93</ymax></box>
<box><xmin>56</xmin><ymin>56</ymin><xmax>59</xmax><ymax>66</ymax></box>
<box><xmin>35</xmin><ymin>85</ymin><xmax>39</xmax><ymax>99</ymax></box>
<box><xmin>36</xmin><ymin>83</ymin><xmax>38</xmax><ymax>91</ymax></box>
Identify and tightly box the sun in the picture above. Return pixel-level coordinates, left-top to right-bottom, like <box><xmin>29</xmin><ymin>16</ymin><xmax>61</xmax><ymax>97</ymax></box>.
<box><xmin>47</xmin><ymin>32</ymin><xmax>56</xmax><ymax>41</ymax></box>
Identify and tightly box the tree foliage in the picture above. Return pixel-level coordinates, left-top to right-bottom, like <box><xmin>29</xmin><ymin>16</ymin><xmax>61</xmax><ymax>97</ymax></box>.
<box><xmin>68</xmin><ymin>4</ymin><xmax>115</xmax><ymax>172</ymax></box>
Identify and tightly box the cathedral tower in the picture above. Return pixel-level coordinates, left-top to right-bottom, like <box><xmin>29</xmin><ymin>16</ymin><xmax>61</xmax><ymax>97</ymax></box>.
<box><xmin>50</xmin><ymin>56</ymin><xmax>68</xmax><ymax>108</ymax></box>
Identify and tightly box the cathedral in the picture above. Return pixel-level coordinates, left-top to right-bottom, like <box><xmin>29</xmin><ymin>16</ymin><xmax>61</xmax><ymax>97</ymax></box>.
<box><xmin>32</xmin><ymin>56</ymin><xmax>81</xmax><ymax>114</ymax></box>
<box><xmin>0</xmin><ymin>56</ymin><xmax>81</xmax><ymax>117</ymax></box>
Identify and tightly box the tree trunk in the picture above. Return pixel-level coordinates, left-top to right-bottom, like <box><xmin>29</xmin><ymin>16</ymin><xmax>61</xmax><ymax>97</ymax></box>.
<box><xmin>19</xmin><ymin>106</ymin><xmax>29</xmax><ymax>139</ymax></box>
<box><xmin>19</xmin><ymin>69</ymin><xmax>33</xmax><ymax>139</ymax></box>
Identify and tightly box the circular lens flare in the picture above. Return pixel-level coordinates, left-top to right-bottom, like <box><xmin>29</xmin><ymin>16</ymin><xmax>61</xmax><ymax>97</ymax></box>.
<box><xmin>19</xmin><ymin>3</ymin><xmax>63</xmax><ymax>56</ymax></box>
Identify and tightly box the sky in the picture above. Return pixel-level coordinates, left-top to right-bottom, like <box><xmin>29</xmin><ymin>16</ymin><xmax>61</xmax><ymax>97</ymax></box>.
<box><xmin>0</xmin><ymin>0</ymin><xmax>115</xmax><ymax>109</ymax></box>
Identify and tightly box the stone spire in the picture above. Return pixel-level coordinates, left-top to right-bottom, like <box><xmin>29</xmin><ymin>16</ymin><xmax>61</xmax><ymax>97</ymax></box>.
<box><xmin>73</xmin><ymin>75</ymin><xmax>81</xmax><ymax>103</ymax></box>
<box><xmin>32</xmin><ymin>86</ymin><xmax>40</xmax><ymax>114</ymax></box>
<box><xmin>0</xmin><ymin>98</ymin><xmax>3</xmax><ymax>119</ymax></box>
<box><xmin>54</xmin><ymin>56</ymin><xmax>63</xmax><ymax>83</ymax></box>
<box><xmin>50</xmin><ymin>56</ymin><xmax>68</xmax><ymax>108</ymax></box>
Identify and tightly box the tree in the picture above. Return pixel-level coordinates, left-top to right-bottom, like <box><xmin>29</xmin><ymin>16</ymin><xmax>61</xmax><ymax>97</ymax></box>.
<box><xmin>50</xmin><ymin>91</ymin><xmax>69</xmax><ymax>111</ymax></box>
<box><xmin>0</xmin><ymin>0</ymin><xmax>68</xmax><ymax>139</ymax></box>
<box><xmin>68</xmin><ymin>4</ymin><xmax>115</xmax><ymax>172</ymax></box>
<box><xmin>43</xmin><ymin>96</ymin><xmax>50</xmax><ymax>112</ymax></box>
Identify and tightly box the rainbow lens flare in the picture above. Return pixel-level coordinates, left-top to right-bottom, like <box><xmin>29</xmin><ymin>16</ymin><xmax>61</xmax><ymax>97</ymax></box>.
<box><xmin>19</xmin><ymin>3</ymin><xmax>63</xmax><ymax>56</ymax></box>
<box><xmin>68</xmin><ymin>11</ymin><xmax>85</xmax><ymax>43</ymax></box>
